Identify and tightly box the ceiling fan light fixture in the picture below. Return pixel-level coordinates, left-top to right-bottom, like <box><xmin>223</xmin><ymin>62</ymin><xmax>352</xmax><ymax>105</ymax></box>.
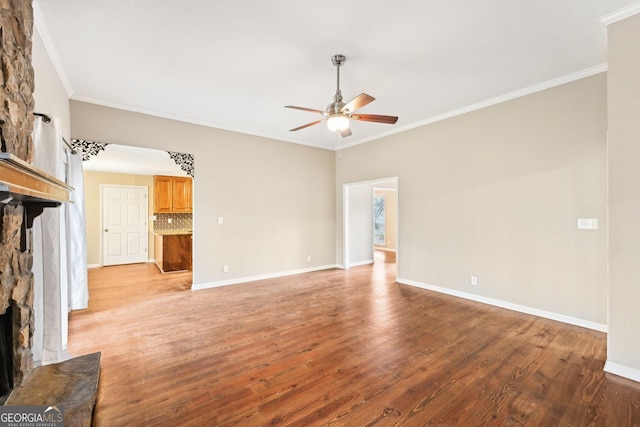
<box><xmin>327</xmin><ymin>114</ymin><xmax>350</xmax><ymax>131</ymax></box>
<box><xmin>285</xmin><ymin>54</ymin><xmax>398</xmax><ymax>136</ymax></box>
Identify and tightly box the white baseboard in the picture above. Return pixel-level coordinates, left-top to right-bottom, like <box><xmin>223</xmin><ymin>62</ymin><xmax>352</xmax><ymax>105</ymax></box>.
<box><xmin>374</xmin><ymin>247</ymin><xmax>397</xmax><ymax>252</ymax></box>
<box><xmin>192</xmin><ymin>264</ymin><xmax>339</xmax><ymax>291</ymax></box>
<box><xmin>348</xmin><ymin>259</ymin><xmax>374</xmax><ymax>268</ymax></box>
<box><xmin>604</xmin><ymin>360</ymin><xmax>640</xmax><ymax>383</ymax></box>
<box><xmin>397</xmin><ymin>277</ymin><xmax>608</xmax><ymax>333</ymax></box>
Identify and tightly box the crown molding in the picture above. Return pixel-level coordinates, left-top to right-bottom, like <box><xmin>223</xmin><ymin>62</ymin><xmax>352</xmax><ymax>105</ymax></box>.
<box><xmin>70</xmin><ymin>94</ymin><xmax>335</xmax><ymax>151</ymax></box>
<box><xmin>32</xmin><ymin>0</ymin><xmax>75</xmax><ymax>98</ymax></box>
<box><xmin>600</xmin><ymin>1</ymin><xmax>640</xmax><ymax>26</ymax></box>
<box><xmin>338</xmin><ymin>63</ymin><xmax>608</xmax><ymax>151</ymax></box>
<box><xmin>68</xmin><ymin>61</ymin><xmax>606</xmax><ymax>154</ymax></box>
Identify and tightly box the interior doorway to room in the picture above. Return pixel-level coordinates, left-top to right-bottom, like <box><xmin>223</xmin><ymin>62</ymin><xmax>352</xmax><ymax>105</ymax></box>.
<box><xmin>78</xmin><ymin>142</ymin><xmax>195</xmax><ymax>275</ymax></box>
<box><xmin>343</xmin><ymin>177</ymin><xmax>398</xmax><ymax>278</ymax></box>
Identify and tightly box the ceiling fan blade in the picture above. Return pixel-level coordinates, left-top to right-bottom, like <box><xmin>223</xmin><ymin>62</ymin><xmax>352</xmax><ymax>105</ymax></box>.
<box><xmin>290</xmin><ymin>120</ymin><xmax>324</xmax><ymax>131</ymax></box>
<box><xmin>340</xmin><ymin>128</ymin><xmax>352</xmax><ymax>138</ymax></box>
<box><xmin>341</xmin><ymin>93</ymin><xmax>375</xmax><ymax>113</ymax></box>
<box><xmin>352</xmin><ymin>114</ymin><xmax>398</xmax><ymax>124</ymax></box>
<box><xmin>285</xmin><ymin>106</ymin><xmax>325</xmax><ymax>115</ymax></box>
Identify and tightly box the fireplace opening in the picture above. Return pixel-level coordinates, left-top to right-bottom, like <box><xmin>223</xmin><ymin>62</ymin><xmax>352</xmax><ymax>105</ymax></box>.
<box><xmin>0</xmin><ymin>305</ymin><xmax>13</xmax><ymax>404</ymax></box>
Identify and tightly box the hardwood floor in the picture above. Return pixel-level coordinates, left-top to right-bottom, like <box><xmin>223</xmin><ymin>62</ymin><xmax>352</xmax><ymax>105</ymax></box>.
<box><xmin>69</xmin><ymin>254</ymin><xmax>640</xmax><ymax>426</ymax></box>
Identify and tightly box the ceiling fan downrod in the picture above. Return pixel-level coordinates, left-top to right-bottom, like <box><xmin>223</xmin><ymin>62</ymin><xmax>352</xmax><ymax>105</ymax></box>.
<box><xmin>330</xmin><ymin>54</ymin><xmax>346</xmax><ymax>112</ymax></box>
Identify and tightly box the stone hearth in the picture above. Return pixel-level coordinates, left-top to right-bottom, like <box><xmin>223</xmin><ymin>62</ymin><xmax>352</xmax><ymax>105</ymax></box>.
<box><xmin>6</xmin><ymin>352</ymin><xmax>101</xmax><ymax>425</ymax></box>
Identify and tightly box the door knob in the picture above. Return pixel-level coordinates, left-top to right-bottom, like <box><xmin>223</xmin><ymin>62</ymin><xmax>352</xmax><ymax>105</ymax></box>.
<box><xmin>104</xmin><ymin>229</ymin><xmax>109</xmax><ymax>232</ymax></box>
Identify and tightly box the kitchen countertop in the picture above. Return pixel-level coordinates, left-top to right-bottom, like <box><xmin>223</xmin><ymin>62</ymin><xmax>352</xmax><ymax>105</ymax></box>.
<box><xmin>153</xmin><ymin>230</ymin><xmax>192</xmax><ymax>235</ymax></box>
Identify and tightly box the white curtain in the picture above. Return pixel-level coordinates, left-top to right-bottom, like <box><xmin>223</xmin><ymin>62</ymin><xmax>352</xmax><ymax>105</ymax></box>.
<box><xmin>66</xmin><ymin>151</ymin><xmax>89</xmax><ymax>310</ymax></box>
<box><xmin>31</xmin><ymin>116</ymin><xmax>77</xmax><ymax>365</ymax></box>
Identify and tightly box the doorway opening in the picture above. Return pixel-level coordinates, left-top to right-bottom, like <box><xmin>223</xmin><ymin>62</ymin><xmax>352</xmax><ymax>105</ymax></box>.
<box><xmin>343</xmin><ymin>177</ymin><xmax>398</xmax><ymax>278</ymax></box>
<box><xmin>78</xmin><ymin>143</ymin><xmax>195</xmax><ymax>275</ymax></box>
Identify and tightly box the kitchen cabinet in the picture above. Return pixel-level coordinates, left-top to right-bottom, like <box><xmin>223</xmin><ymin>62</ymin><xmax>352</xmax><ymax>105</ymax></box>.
<box><xmin>153</xmin><ymin>176</ymin><xmax>173</xmax><ymax>213</ymax></box>
<box><xmin>153</xmin><ymin>175</ymin><xmax>192</xmax><ymax>213</ymax></box>
<box><xmin>154</xmin><ymin>233</ymin><xmax>192</xmax><ymax>273</ymax></box>
<box><xmin>171</xmin><ymin>177</ymin><xmax>192</xmax><ymax>212</ymax></box>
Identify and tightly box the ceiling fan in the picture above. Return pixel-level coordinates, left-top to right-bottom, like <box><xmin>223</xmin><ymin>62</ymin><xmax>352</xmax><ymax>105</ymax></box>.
<box><xmin>285</xmin><ymin>54</ymin><xmax>398</xmax><ymax>137</ymax></box>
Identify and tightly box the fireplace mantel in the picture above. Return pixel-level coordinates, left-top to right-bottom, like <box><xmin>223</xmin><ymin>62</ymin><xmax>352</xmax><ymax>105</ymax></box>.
<box><xmin>0</xmin><ymin>153</ymin><xmax>73</xmax><ymax>227</ymax></box>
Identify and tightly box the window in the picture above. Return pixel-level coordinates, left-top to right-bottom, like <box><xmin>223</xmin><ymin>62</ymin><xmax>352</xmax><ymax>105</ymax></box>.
<box><xmin>373</xmin><ymin>194</ymin><xmax>385</xmax><ymax>246</ymax></box>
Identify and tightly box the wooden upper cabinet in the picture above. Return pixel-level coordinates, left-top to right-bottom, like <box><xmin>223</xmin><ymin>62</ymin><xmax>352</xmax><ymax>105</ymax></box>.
<box><xmin>153</xmin><ymin>175</ymin><xmax>193</xmax><ymax>213</ymax></box>
<box><xmin>172</xmin><ymin>177</ymin><xmax>192</xmax><ymax>212</ymax></box>
<box><xmin>153</xmin><ymin>176</ymin><xmax>173</xmax><ymax>213</ymax></box>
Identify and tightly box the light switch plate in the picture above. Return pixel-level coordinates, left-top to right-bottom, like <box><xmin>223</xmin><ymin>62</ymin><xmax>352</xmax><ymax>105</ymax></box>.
<box><xmin>577</xmin><ymin>218</ymin><xmax>598</xmax><ymax>230</ymax></box>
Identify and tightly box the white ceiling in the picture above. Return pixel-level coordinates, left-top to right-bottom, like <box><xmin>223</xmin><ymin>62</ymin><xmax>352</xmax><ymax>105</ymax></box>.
<box><xmin>35</xmin><ymin>0</ymin><xmax>637</xmax><ymax>152</ymax></box>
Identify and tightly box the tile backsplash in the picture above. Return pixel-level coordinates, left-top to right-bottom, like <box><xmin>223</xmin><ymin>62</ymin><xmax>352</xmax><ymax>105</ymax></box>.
<box><xmin>154</xmin><ymin>213</ymin><xmax>192</xmax><ymax>232</ymax></box>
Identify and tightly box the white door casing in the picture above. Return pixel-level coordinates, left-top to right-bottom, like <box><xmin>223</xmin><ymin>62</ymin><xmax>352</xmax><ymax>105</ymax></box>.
<box><xmin>101</xmin><ymin>185</ymin><xmax>148</xmax><ymax>266</ymax></box>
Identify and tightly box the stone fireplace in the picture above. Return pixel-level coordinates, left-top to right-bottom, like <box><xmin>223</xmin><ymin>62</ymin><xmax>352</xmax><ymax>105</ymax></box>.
<box><xmin>0</xmin><ymin>204</ymin><xmax>33</xmax><ymax>403</ymax></box>
<box><xmin>2</xmin><ymin>159</ymin><xmax>78</xmax><ymax>397</ymax></box>
<box><xmin>0</xmin><ymin>305</ymin><xmax>13</xmax><ymax>403</ymax></box>
<box><xmin>0</xmin><ymin>139</ymin><xmax>101</xmax><ymax>425</ymax></box>
<box><xmin>0</xmin><ymin>0</ymin><xmax>72</xmax><ymax>402</ymax></box>
<box><xmin>0</xmin><ymin>0</ymin><xmax>35</xmax><ymax>399</ymax></box>
<box><xmin>1</xmin><ymin>5</ymin><xmax>100</xmax><ymax>425</ymax></box>
<box><xmin>0</xmin><ymin>156</ymin><xmax>73</xmax><ymax>403</ymax></box>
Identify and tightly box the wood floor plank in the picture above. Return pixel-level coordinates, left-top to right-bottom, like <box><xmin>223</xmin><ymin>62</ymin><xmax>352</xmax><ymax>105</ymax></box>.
<box><xmin>68</xmin><ymin>254</ymin><xmax>640</xmax><ymax>426</ymax></box>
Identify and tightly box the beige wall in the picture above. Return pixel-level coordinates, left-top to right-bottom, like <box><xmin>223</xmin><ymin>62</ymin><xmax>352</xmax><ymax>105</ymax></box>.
<box><xmin>348</xmin><ymin>183</ymin><xmax>374</xmax><ymax>265</ymax></box>
<box><xmin>337</xmin><ymin>74</ymin><xmax>608</xmax><ymax>325</ymax></box>
<box><xmin>83</xmin><ymin>171</ymin><xmax>154</xmax><ymax>266</ymax></box>
<box><xmin>607</xmin><ymin>13</ymin><xmax>640</xmax><ymax>375</ymax></box>
<box><xmin>71</xmin><ymin>101</ymin><xmax>336</xmax><ymax>286</ymax></box>
<box><xmin>32</xmin><ymin>27</ymin><xmax>70</xmax><ymax>140</ymax></box>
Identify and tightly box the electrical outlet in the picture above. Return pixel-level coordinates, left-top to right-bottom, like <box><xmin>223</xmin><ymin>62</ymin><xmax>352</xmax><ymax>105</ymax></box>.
<box><xmin>167</xmin><ymin>217</ymin><xmax>172</xmax><ymax>224</ymax></box>
<box><xmin>307</xmin><ymin>255</ymin><xmax>311</xmax><ymax>262</ymax></box>
<box><xmin>223</xmin><ymin>265</ymin><xmax>229</xmax><ymax>273</ymax></box>
<box><xmin>471</xmin><ymin>276</ymin><xmax>478</xmax><ymax>286</ymax></box>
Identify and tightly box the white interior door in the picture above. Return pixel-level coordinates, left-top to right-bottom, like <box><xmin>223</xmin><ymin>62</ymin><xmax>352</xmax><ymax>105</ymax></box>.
<box><xmin>102</xmin><ymin>185</ymin><xmax>148</xmax><ymax>266</ymax></box>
